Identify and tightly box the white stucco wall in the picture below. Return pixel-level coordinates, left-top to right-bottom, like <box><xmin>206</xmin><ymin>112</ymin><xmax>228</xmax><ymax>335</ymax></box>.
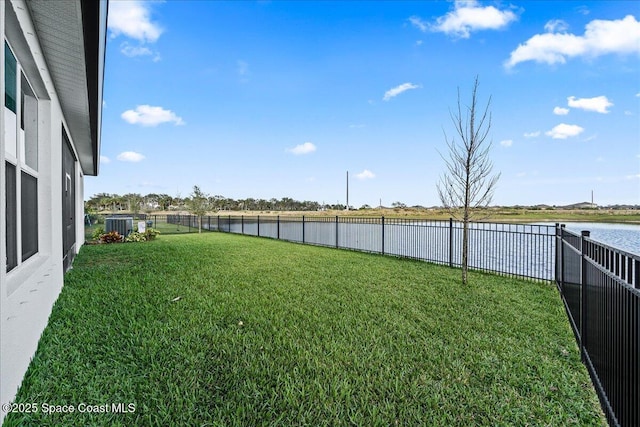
<box><xmin>0</xmin><ymin>0</ymin><xmax>7</xmax><ymax>414</ymax></box>
<box><xmin>1</xmin><ymin>1</ymin><xmax>88</xmax><ymax>421</ymax></box>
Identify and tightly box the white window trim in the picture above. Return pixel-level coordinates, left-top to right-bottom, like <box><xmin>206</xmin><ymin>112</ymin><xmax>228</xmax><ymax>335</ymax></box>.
<box><xmin>4</xmin><ymin>40</ymin><xmax>39</xmax><ymax>274</ymax></box>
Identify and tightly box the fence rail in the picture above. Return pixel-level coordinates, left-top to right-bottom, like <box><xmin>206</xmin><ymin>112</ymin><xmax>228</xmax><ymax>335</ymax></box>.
<box><xmin>557</xmin><ymin>226</ymin><xmax>639</xmax><ymax>427</ymax></box>
<box><xmin>87</xmin><ymin>214</ymin><xmax>557</xmax><ymax>281</ymax></box>
<box><xmin>166</xmin><ymin>215</ymin><xmax>556</xmax><ymax>281</ymax></box>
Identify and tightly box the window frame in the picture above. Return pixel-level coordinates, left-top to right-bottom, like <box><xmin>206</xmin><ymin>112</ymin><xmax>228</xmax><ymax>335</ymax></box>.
<box><xmin>4</xmin><ymin>40</ymin><xmax>39</xmax><ymax>273</ymax></box>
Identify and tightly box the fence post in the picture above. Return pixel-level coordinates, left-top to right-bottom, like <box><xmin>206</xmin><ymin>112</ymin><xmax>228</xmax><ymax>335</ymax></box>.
<box><xmin>635</xmin><ymin>259</ymin><xmax>640</xmax><ymax>290</ymax></box>
<box><xmin>229</xmin><ymin>215</ymin><xmax>231</xmax><ymax>233</ymax></box>
<box><xmin>336</xmin><ymin>216</ymin><xmax>339</xmax><ymax>248</ymax></box>
<box><xmin>554</xmin><ymin>223</ymin><xmax>560</xmax><ymax>284</ymax></box>
<box><xmin>277</xmin><ymin>215</ymin><xmax>280</xmax><ymax>240</ymax></box>
<box><xmin>580</xmin><ymin>230</ymin><xmax>590</xmax><ymax>362</ymax></box>
<box><xmin>381</xmin><ymin>216</ymin><xmax>385</xmax><ymax>255</ymax></box>
<box><xmin>449</xmin><ymin>218</ymin><xmax>453</xmax><ymax>268</ymax></box>
<box><xmin>302</xmin><ymin>216</ymin><xmax>305</xmax><ymax>243</ymax></box>
<box><xmin>560</xmin><ymin>225</ymin><xmax>566</xmax><ymax>293</ymax></box>
<box><xmin>241</xmin><ymin>215</ymin><xmax>244</xmax><ymax>234</ymax></box>
<box><xmin>257</xmin><ymin>215</ymin><xmax>260</xmax><ymax>237</ymax></box>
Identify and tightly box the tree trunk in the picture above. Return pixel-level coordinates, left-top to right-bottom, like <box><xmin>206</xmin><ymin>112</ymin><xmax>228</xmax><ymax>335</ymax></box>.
<box><xmin>462</xmin><ymin>218</ymin><xmax>469</xmax><ymax>285</ymax></box>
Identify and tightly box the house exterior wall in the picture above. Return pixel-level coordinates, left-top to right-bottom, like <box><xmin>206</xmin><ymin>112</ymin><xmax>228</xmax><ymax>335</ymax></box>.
<box><xmin>1</xmin><ymin>1</ymin><xmax>92</xmax><ymax>419</ymax></box>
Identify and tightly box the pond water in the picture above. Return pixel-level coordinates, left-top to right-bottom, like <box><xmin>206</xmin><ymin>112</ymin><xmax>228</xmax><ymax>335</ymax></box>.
<box><xmin>538</xmin><ymin>222</ymin><xmax>640</xmax><ymax>256</ymax></box>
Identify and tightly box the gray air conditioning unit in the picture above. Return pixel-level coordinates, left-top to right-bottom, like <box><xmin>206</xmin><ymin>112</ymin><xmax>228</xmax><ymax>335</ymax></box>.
<box><xmin>105</xmin><ymin>217</ymin><xmax>134</xmax><ymax>237</ymax></box>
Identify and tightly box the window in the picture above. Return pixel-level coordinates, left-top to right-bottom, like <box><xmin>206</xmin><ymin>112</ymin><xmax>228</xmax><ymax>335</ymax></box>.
<box><xmin>5</xmin><ymin>42</ymin><xmax>16</xmax><ymax>113</ymax></box>
<box><xmin>5</xmin><ymin>42</ymin><xmax>17</xmax><ymax>159</ymax></box>
<box><xmin>21</xmin><ymin>73</ymin><xmax>37</xmax><ymax>170</ymax></box>
<box><xmin>5</xmin><ymin>162</ymin><xmax>17</xmax><ymax>272</ymax></box>
<box><xmin>21</xmin><ymin>171</ymin><xmax>38</xmax><ymax>260</ymax></box>
<box><xmin>4</xmin><ymin>41</ymin><xmax>38</xmax><ymax>272</ymax></box>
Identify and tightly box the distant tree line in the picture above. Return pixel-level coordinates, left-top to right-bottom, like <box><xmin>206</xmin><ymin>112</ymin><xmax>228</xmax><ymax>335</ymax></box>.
<box><xmin>85</xmin><ymin>192</ymin><xmax>347</xmax><ymax>213</ymax></box>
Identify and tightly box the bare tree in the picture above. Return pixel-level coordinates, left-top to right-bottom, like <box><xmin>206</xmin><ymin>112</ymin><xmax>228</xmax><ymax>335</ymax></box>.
<box><xmin>437</xmin><ymin>77</ymin><xmax>500</xmax><ymax>285</ymax></box>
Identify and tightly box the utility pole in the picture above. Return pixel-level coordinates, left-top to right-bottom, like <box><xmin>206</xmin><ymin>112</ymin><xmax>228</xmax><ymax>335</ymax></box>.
<box><xmin>346</xmin><ymin>171</ymin><xmax>349</xmax><ymax>210</ymax></box>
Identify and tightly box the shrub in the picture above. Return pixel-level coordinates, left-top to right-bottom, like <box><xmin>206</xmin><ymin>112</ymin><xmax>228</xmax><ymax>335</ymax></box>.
<box><xmin>99</xmin><ymin>231</ymin><xmax>122</xmax><ymax>244</ymax></box>
<box><xmin>123</xmin><ymin>228</ymin><xmax>159</xmax><ymax>243</ymax></box>
<box><xmin>144</xmin><ymin>228</ymin><xmax>160</xmax><ymax>240</ymax></box>
<box><xmin>124</xmin><ymin>231</ymin><xmax>145</xmax><ymax>243</ymax></box>
<box><xmin>91</xmin><ymin>227</ymin><xmax>105</xmax><ymax>241</ymax></box>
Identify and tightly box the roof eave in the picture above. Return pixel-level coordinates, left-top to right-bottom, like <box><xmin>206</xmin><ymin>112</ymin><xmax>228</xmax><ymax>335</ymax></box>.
<box><xmin>25</xmin><ymin>0</ymin><xmax>107</xmax><ymax>176</ymax></box>
<box><xmin>80</xmin><ymin>0</ymin><xmax>107</xmax><ymax>176</ymax></box>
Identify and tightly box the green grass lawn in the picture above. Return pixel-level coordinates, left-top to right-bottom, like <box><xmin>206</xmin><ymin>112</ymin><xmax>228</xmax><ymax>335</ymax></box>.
<box><xmin>4</xmin><ymin>233</ymin><xmax>605</xmax><ymax>426</ymax></box>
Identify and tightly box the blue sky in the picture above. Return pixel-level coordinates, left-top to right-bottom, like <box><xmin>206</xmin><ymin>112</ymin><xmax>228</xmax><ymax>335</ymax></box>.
<box><xmin>89</xmin><ymin>0</ymin><xmax>640</xmax><ymax>207</ymax></box>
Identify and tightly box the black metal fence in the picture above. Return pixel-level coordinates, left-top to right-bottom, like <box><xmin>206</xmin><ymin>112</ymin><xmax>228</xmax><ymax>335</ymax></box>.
<box><xmin>557</xmin><ymin>226</ymin><xmax>639</xmax><ymax>427</ymax></box>
<box><xmin>85</xmin><ymin>214</ymin><xmax>217</xmax><ymax>236</ymax></box>
<box><xmin>160</xmin><ymin>214</ymin><xmax>556</xmax><ymax>280</ymax></box>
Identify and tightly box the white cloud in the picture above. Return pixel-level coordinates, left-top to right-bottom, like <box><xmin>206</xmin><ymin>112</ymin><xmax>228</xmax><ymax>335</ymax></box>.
<box><xmin>636</xmin><ymin>92</ymin><xmax>640</xmax><ymax>97</ymax></box>
<box><xmin>120</xmin><ymin>42</ymin><xmax>152</xmax><ymax>58</ymax></box>
<box><xmin>546</xmin><ymin>123</ymin><xmax>584</xmax><ymax>139</ymax></box>
<box><xmin>409</xmin><ymin>16</ymin><xmax>428</xmax><ymax>32</ymax></box>
<box><xmin>430</xmin><ymin>0</ymin><xmax>517</xmax><ymax>39</ymax></box>
<box><xmin>100</xmin><ymin>155</ymin><xmax>110</xmax><ymax>164</ymax></box>
<box><xmin>567</xmin><ymin>95</ymin><xmax>613</xmax><ymax>113</ymax></box>
<box><xmin>287</xmin><ymin>142</ymin><xmax>316</xmax><ymax>155</ymax></box>
<box><xmin>108</xmin><ymin>0</ymin><xmax>163</xmax><ymax>43</ymax></box>
<box><xmin>500</xmin><ymin>139</ymin><xmax>513</xmax><ymax>147</ymax></box>
<box><xmin>624</xmin><ymin>110</ymin><xmax>634</xmax><ymax>116</ymax></box>
<box><xmin>356</xmin><ymin>169</ymin><xmax>375</xmax><ymax>180</ymax></box>
<box><xmin>121</xmin><ymin>105</ymin><xmax>185</xmax><ymax>126</ymax></box>
<box><xmin>523</xmin><ymin>131</ymin><xmax>541</xmax><ymax>138</ymax></box>
<box><xmin>117</xmin><ymin>151</ymin><xmax>145</xmax><ymax>162</ymax></box>
<box><xmin>553</xmin><ymin>106</ymin><xmax>570</xmax><ymax>115</ymax></box>
<box><xmin>576</xmin><ymin>6</ymin><xmax>590</xmax><ymax>16</ymax></box>
<box><xmin>544</xmin><ymin>19</ymin><xmax>569</xmax><ymax>33</ymax></box>
<box><xmin>383</xmin><ymin>83</ymin><xmax>420</xmax><ymax>101</ymax></box>
<box><xmin>506</xmin><ymin>15</ymin><xmax>640</xmax><ymax>68</ymax></box>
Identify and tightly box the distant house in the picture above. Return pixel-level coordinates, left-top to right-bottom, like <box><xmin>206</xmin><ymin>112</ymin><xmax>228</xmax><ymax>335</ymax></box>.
<box><xmin>1</xmin><ymin>0</ymin><xmax>107</xmax><ymax>417</ymax></box>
